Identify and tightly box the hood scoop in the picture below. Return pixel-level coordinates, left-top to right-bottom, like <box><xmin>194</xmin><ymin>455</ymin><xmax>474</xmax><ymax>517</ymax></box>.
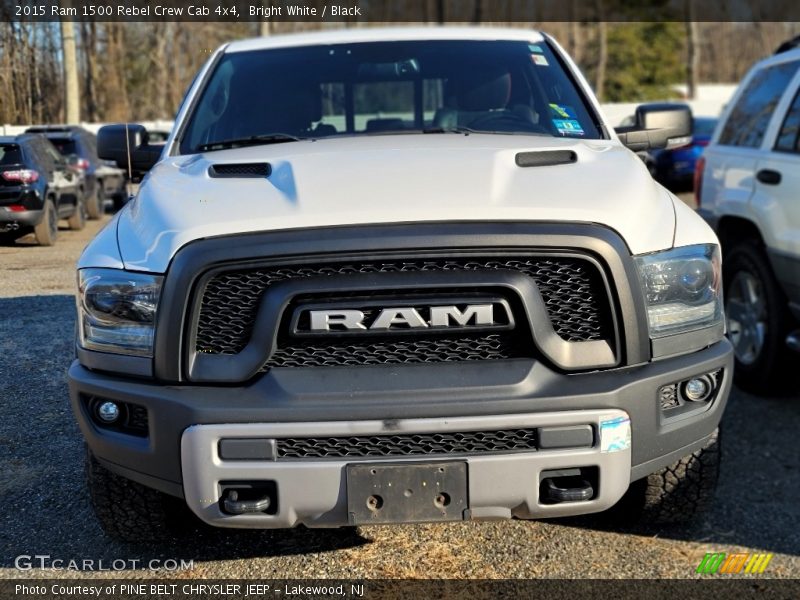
<box><xmin>515</xmin><ymin>150</ymin><xmax>577</xmax><ymax>168</ymax></box>
<box><xmin>209</xmin><ymin>163</ymin><xmax>271</xmax><ymax>178</ymax></box>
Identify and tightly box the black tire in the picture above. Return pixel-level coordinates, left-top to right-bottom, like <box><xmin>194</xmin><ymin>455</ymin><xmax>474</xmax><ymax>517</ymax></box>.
<box><xmin>723</xmin><ymin>240</ymin><xmax>793</xmax><ymax>394</ymax></box>
<box><xmin>605</xmin><ymin>429</ymin><xmax>721</xmax><ymax>526</ymax></box>
<box><xmin>86</xmin><ymin>185</ymin><xmax>103</xmax><ymax>220</ymax></box>
<box><xmin>86</xmin><ymin>449</ymin><xmax>195</xmax><ymax>542</ymax></box>
<box><xmin>33</xmin><ymin>198</ymin><xmax>58</xmax><ymax>246</ymax></box>
<box><xmin>67</xmin><ymin>195</ymin><xmax>86</xmax><ymax>231</ymax></box>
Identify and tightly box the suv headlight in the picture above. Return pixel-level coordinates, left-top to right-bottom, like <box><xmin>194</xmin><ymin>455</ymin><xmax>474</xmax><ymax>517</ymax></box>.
<box><xmin>78</xmin><ymin>268</ymin><xmax>163</xmax><ymax>357</ymax></box>
<box><xmin>635</xmin><ymin>244</ymin><xmax>722</xmax><ymax>338</ymax></box>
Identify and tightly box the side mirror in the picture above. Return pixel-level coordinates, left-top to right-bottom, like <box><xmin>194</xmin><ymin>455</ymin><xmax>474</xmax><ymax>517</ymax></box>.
<box><xmin>97</xmin><ymin>123</ymin><xmax>162</xmax><ymax>173</ymax></box>
<box><xmin>614</xmin><ymin>103</ymin><xmax>693</xmax><ymax>152</ymax></box>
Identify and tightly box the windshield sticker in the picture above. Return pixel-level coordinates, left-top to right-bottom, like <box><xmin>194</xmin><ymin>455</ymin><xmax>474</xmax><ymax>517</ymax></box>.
<box><xmin>549</xmin><ymin>103</ymin><xmax>578</xmax><ymax>119</ymax></box>
<box><xmin>600</xmin><ymin>416</ymin><xmax>631</xmax><ymax>453</ymax></box>
<box><xmin>552</xmin><ymin>118</ymin><xmax>585</xmax><ymax>136</ymax></box>
<box><xmin>531</xmin><ymin>54</ymin><xmax>549</xmax><ymax>66</ymax></box>
<box><xmin>528</xmin><ymin>44</ymin><xmax>544</xmax><ymax>53</ymax></box>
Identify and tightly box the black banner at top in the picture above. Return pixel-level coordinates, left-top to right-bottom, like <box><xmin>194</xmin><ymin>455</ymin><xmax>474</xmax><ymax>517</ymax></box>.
<box><xmin>4</xmin><ymin>0</ymin><xmax>800</xmax><ymax>22</ymax></box>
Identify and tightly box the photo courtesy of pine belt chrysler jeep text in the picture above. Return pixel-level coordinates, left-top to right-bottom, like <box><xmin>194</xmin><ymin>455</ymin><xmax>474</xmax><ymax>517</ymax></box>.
<box><xmin>68</xmin><ymin>28</ymin><xmax>733</xmax><ymax>541</ymax></box>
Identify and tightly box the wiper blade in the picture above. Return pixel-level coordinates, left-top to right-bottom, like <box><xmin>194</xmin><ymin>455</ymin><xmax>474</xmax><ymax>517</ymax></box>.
<box><xmin>422</xmin><ymin>126</ymin><xmax>479</xmax><ymax>134</ymax></box>
<box><xmin>198</xmin><ymin>133</ymin><xmax>303</xmax><ymax>151</ymax></box>
<box><xmin>423</xmin><ymin>126</ymin><xmax>550</xmax><ymax>137</ymax></box>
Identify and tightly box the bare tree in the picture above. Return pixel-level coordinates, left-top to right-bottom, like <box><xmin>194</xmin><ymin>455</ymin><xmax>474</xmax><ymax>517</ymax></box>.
<box><xmin>61</xmin><ymin>19</ymin><xmax>80</xmax><ymax>123</ymax></box>
<box><xmin>595</xmin><ymin>19</ymin><xmax>608</xmax><ymax>102</ymax></box>
<box><xmin>685</xmin><ymin>0</ymin><xmax>700</xmax><ymax>99</ymax></box>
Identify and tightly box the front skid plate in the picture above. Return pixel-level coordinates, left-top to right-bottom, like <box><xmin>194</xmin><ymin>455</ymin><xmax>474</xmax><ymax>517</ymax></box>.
<box><xmin>346</xmin><ymin>462</ymin><xmax>467</xmax><ymax>525</ymax></box>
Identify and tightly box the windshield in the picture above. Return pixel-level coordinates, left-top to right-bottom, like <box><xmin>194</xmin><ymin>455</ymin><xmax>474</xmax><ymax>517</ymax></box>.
<box><xmin>180</xmin><ymin>40</ymin><xmax>604</xmax><ymax>154</ymax></box>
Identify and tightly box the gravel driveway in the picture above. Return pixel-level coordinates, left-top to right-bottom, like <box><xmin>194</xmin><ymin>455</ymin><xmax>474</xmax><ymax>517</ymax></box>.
<box><xmin>0</xmin><ymin>214</ymin><xmax>798</xmax><ymax>580</ymax></box>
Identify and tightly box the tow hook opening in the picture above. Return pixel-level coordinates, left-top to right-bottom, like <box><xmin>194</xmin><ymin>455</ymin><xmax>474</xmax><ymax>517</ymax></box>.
<box><xmin>539</xmin><ymin>467</ymin><xmax>597</xmax><ymax>504</ymax></box>
<box><xmin>219</xmin><ymin>481</ymin><xmax>278</xmax><ymax>515</ymax></box>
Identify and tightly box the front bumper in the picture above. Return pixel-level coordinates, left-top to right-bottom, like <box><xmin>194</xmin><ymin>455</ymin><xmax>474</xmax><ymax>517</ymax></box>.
<box><xmin>181</xmin><ymin>410</ymin><xmax>633</xmax><ymax>528</ymax></box>
<box><xmin>69</xmin><ymin>339</ymin><xmax>733</xmax><ymax>526</ymax></box>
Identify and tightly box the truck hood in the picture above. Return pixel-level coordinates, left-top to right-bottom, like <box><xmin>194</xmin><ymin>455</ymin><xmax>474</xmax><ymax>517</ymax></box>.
<box><xmin>117</xmin><ymin>134</ymin><xmax>675</xmax><ymax>272</ymax></box>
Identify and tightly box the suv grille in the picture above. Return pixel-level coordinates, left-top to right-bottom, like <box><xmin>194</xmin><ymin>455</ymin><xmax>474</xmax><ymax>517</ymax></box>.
<box><xmin>276</xmin><ymin>428</ymin><xmax>538</xmax><ymax>459</ymax></box>
<box><xmin>195</xmin><ymin>256</ymin><xmax>613</xmax><ymax>361</ymax></box>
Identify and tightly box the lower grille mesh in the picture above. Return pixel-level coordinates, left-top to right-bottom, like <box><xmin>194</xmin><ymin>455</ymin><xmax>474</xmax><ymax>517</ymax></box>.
<box><xmin>276</xmin><ymin>428</ymin><xmax>538</xmax><ymax>459</ymax></box>
<box><xmin>264</xmin><ymin>333</ymin><xmax>526</xmax><ymax>369</ymax></box>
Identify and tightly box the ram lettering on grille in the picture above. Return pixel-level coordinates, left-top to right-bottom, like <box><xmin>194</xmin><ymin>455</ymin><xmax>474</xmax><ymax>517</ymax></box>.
<box><xmin>195</xmin><ymin>256</ymin><xmax>612</xmax><ymax>367</ymax></box>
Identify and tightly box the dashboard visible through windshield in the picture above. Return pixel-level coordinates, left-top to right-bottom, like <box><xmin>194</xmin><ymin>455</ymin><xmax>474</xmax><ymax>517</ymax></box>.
<box><xmin>180</xmin><ymin>39</ymin><xmax>604</xmax><ymax>154</ymax></box>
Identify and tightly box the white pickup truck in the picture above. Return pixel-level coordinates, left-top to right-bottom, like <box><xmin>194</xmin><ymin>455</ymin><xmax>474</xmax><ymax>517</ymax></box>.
<box><xmin>68</xmin><ymin>27</ymin><xmax>732</xmax><ymax>541</ymax></box>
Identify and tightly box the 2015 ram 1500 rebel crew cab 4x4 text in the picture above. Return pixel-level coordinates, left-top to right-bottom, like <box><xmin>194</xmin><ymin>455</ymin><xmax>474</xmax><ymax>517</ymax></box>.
<box><xmin>69</xmin><ymin>28</ymin><xmax>733</xmax><ymax>541</ymax></box>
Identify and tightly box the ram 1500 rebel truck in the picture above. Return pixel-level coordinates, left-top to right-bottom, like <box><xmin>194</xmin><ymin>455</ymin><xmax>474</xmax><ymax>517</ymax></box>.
<box><xmin>69</xmin><ymin>28</ymin><xmax>733</xmax><ymax>541</ymax></box>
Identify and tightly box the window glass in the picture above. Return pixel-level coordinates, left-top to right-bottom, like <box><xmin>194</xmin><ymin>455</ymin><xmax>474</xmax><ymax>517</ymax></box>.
<box><xmin>0</xmin><ymin>144</ymin><xmax>23</xmax><ymax>165</ymax></box>
<box><xmin>48</xmin><ymin>137</ymin><xmax>78</xmax><ymax>156</ymax></box>
<box><xmin>776</xmin><ymin>88</ymin><xmax>800</xmax><ymax>152</ymax></box>
<box><xmin>180</xmin><ymin>40</ymin><xmax>604</xmax><ymax>154</ymax></box>
<box><xmin>718</xmin><ymin>61</ymin><xmax>800</xmax><ymax>148</ymax></box>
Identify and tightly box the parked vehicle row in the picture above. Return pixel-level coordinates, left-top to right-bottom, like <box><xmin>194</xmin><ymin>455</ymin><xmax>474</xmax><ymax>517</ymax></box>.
<box><xmin>0</xmin><ymin>133</ymin><xmax>85</xmax><ymax>245</ymax></box>
<box><xmin>0</xmin><ymin>126</ymin><xmax>127</xmax><ymax>246</ymax></box>
<box><xmin>27</xmin><ymin>125</ymin><xmax>128</xmax><ymax>213</ymax></box>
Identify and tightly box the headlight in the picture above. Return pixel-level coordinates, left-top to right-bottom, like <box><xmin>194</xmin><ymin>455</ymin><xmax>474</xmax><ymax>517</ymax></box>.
<box><xmin>78</xmin><ymin>268</ymin><xmax>163</xmax><ymax>357</ymax></box>
<box><xmin>635</xmin><ymin>244</ymin><xmax>722</xmax><ymax>338</ymax></box>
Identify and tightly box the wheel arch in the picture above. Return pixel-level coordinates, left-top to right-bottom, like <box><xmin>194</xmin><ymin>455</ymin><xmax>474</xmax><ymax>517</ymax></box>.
<box><xmin>717</xmin><ymin>216</ymin><xmax>764</xmax><ymax>255</ymax></box>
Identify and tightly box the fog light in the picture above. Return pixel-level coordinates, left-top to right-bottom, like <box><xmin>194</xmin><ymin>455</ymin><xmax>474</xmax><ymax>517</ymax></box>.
<box><xmin>97</xmin><ymin>401</ymin><xmax>120</xmax><ymax>423</ymax></box>
<box><xmin>683</xmin><ymin>377</ymin><xmax>712</xmax><ymax>402</ymax></box>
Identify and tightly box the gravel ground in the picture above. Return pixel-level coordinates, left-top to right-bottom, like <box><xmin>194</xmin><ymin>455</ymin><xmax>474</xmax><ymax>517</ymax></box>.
<box><xmin>0</xmin><ymin>207</ymin><xmax>798</xmax><ymax>580</ymax></box>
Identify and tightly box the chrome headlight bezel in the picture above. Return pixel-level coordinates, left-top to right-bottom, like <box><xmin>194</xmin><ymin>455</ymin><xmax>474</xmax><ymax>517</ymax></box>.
<box><xmin>635</xmin><ymin>244</ymin><xmax>723</xmax><ymax>339</ymax></box>
<box><xmin>77</xmin><ymin>268</ymin><xmax>163</xmax><ymax>357</ymax></box>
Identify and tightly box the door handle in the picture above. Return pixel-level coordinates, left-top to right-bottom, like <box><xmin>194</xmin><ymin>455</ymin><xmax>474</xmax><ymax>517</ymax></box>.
<box><xmin>756</xmin><ymin>169</ymin><xmax>782</xmax><ymax>185</ymax></box>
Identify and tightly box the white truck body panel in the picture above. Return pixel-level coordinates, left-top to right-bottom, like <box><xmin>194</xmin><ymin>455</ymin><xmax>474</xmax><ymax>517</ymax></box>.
<box><xmin>115</xmin><ymin>135</ymin><xmax>679</xmax><ymax>273</ymax></box>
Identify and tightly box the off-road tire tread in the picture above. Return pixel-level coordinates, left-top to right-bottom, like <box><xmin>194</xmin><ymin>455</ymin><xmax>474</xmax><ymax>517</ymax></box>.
<box><xmin>636</xmin><ymin>428</ymin><xmax>720</xmax><ymax>524</ymax></box>
<box><xmin>86</xmin><ymin>449</ymin><xmax>191</xmax><ymax>542</ymax></box>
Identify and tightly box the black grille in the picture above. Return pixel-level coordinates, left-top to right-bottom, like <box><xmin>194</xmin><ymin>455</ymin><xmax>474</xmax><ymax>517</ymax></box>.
<box><xmin>276</xmin><ymin>428</ymin><xmax>538</xmax><ymax>459</ymax></box>
<box><xmin>195</xmin><ymin>256</ymin><xmax>613</xmax><ymax>359</ymax></box>
<box><xmin>266</xmin><ymin>333</ymin><xmax>526</xmax><ymax>368</ymax></box>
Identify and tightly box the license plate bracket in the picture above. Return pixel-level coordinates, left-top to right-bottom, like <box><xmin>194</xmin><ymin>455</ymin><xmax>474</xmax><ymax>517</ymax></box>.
<box><xmin>346</xmin><ymin>462</ymin><xmax>467</xmax><ymax>525</ymax></box>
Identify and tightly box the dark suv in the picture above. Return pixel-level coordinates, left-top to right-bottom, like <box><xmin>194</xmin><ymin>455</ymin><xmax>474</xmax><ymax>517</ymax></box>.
<box><xmin>0</xmin><ymin>134</ymin><xmax>85</xmax><ymax>245</ymax></box>
<box><xmin>26</xmin><ymin>126</ymin><xmax>126</xmax><ymax>216</ymax></box>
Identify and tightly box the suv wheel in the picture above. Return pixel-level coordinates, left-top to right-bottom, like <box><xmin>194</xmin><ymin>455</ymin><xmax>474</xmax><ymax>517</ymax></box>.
<box><xmin>86</xmin><ymin>186</ymin><xmax>103</xmax><ymax>220</ymax></box>
<box><xmin>86</xmin><ymin>448</ymin><xmax>195</xmax><ymax>542</ymax></box>
<box><xmin>33</xmin><ymin>198</ymin><xmax>58</xmax><ymax>246</ymax></box>
<box><xmin>604</xmin><ymin>429</ymin><xmax>721</xmax><ymax>526</ymax></box>
<box><xmin>724</xmin><ymin>241</ymin><xmax>792</xmax><ymax>394</ymax></box>
<box><xmin>67</xmin><ymin>195</ymin><xmax>87</xmax><ymax>230</ymax></box>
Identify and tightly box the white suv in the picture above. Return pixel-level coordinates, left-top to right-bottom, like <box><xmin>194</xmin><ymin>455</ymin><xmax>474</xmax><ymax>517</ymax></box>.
<box><xmin>698</xmin><ymin>46</ymin><xmax>800</xmax><ymax>393</ymax></box>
